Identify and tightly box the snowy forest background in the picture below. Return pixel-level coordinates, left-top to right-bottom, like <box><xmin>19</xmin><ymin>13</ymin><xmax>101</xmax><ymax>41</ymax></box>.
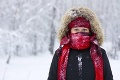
<box><xmin>0</xmin><ymin>0</ymin><xmax>120</xmax><ymax>58</ymax></box>
<box><xmin>0</xmin><ymin>0</ymin><xmax>120</xmax><ymax>80</ymax></box>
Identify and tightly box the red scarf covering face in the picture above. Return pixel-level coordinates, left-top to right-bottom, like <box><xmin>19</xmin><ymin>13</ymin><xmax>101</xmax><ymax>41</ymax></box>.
<box><xmin>70</xmin><ymin>32</ymin><xmax>91</xmax><ymax>50</ymax></box>
<box><xmin>57</xmin><ymin>17</ymin><xmax>104</xmax><ymax>80</ymax></box>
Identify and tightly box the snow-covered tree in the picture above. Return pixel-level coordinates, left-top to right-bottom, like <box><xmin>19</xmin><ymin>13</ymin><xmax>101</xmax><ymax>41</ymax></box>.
<box><xmin>0</xmin><ymin>0</ymin><xmax>120</xmax><ymax>57</ymax></box>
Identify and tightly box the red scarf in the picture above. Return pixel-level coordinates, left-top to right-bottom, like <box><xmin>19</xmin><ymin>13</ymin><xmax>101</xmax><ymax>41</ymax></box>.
<box><xmin>57</xmin><ymin>17</ymin><xmax>103</xmax><ymax>80</ymax></box>
<box><xmin>57</xmin><ymin>34</ymin><xmax>103</xmax><ymax>80</ymax></box>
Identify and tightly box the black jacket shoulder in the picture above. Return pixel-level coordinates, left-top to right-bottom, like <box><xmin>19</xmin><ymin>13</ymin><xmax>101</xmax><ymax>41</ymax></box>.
<box><xmin>47</xmin><ymin>48</ymin><xmax>114</xmax><ymax>80</ymax></box>
<box><xmin>47</xmin><ymin>51</ymin><xmax>58</xmax><ymax>80</ymax></box>
<box><xmin>101</xmin><ymin>48</ymin><xmax>114</xmax><ymax>80</ymax></box>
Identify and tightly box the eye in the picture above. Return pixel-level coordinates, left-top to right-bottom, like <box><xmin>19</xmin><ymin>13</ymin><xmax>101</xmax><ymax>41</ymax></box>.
<box><xmin>74</xmin><ymin>28</ymin><xmax>79</xmax><ymax>31</ymax></box>
<box><xmin>82</xmin><ymin>29</ymin><xmax>87</xmax><ymax>31</ymax></box>
<box><xmin>82</xmin><ymin>28</ymin><xmax>89</xmax><ymax>32</ymax></box>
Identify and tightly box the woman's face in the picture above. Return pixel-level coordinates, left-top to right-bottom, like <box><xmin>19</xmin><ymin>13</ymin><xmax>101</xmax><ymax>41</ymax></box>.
<box><xmin>71</xmin><ymin>27</ymin><xmax>90</xmax><ymax>33</ymax></box>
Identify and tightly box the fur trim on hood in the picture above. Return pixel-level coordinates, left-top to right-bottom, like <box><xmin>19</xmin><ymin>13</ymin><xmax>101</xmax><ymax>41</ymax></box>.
<box><xmin>58</xmin><ymin>6</ymin><xmax>104</xmax><ymax>46</ymax></box>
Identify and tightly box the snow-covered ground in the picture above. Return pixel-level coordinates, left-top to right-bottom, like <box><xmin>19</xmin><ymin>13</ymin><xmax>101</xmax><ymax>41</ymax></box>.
<box><xmin>0</xmin><ymin>52</ymin><xmax>120</xmax><ymax>80</ymax></box>
<box><xmin>0</xmin><ymin>53</ymin><xmax>53</xmax><ymax>80</ymax></box>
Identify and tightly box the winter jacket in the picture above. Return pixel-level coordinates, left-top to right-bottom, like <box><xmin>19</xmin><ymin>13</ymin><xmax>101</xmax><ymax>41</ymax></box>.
<box><xmin>47</xmin><ymin>48</ymin><xmax>113</xmax><ymax>80</ymax></box>
<box><xmin>48</xmin><ymin>6</ymin><xmax>113</xmax><ymax>80</ymax></box>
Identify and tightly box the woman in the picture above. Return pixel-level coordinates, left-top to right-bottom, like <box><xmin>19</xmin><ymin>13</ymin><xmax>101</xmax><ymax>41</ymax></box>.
<box><xmin>48</xmin><ymin>7</ymin><xmax>113</xmax><ymax>80</ymax></box>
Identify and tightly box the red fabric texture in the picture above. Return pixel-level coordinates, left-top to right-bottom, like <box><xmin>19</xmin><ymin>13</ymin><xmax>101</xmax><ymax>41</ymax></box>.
<box><xmin>58</xmin><ymin>44</ymin><xmax>70</xmax><ymax>80</ymax></box>
<box><xmin>90</xmin><ymin>34</ymin><xmax>104</xmax><ymax>80</ymax></box>
<box><xmin>68</xmin><ymin>17</ymin><xmax>91</xmax><ymax>29</ymax></box>
<box><xmin>58</xmin><ymin>17</ymin><xmax>103</xmax><ymax>80</ymax></box>
<box><xmin>58</xmin><ymin>34</ymin><xmax>103</xmax><ymax>80</ymax></box>
<box><xmin>70</xmin><ymin>32</ymin><xmax>91</xmax><ymax>50</ymax></box>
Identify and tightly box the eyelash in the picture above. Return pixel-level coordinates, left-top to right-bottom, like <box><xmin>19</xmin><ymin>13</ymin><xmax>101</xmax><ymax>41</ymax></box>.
<box><xmin>73</xmin><ymin>28</ymin><xmax>88</xmax><ymax>32</ymax></box>
<box><xmin>82</xmin><ymin>29</ymin><xmax>87</xmax><ymax>31</ymax></box>
<box><xmin>74</xmin><ymin>29</ymin><xmax>79</xmax><ymax>31</ymax></box>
